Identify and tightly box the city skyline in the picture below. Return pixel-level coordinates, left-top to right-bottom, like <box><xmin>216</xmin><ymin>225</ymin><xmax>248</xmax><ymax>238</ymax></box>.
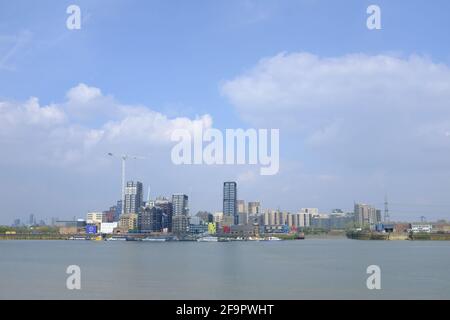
<box><xmin>8</xmin><ymin>178</ymin><xmax>442</xmax><ymax>227</ymax></box>
<box><xmin>2</xmin><ymin>1</ymin><xmax>450</xmax><ymax>224</ymax></box>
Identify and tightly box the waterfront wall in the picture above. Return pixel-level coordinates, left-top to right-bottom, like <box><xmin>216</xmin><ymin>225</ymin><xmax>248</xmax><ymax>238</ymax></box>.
<box><xmin>346</xmin><ymin>230</ymin><xmax>450</xmax><ymax>241</ymax></box>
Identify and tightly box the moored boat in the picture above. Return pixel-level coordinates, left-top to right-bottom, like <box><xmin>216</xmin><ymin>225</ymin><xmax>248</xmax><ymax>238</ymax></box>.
<box><xmin>197</xmin><ymin>236</ymin><xmax>219</xmax><ymax>242</ymax></box>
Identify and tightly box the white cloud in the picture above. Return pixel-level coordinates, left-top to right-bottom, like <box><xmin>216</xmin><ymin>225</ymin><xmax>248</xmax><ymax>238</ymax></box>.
<box><xmin>222</xmin><ymin>52</ymin><xmax>450</xmax><ymax>117</ymax></box>
<box><xmin>0</xmin><ymin>97</ymin><xmax>66</xmax><ymax>129</ymax></box>
<box><xmin>0</xmin><ymin>84</ymin><xmax>212</xmax><ymax>166</ymax></box>
<box><xmin>66</xmin><ymin>83</ymin><xmax>102</xmax><ymax>103</ymax></box>
<box><xmin>222</xmin><ymin>52</ymin><xmax>450</xmax><ymax>170</ymax></box>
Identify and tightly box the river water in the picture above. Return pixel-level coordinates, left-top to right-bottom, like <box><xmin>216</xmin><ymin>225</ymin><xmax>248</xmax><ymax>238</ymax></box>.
<box><xmin>1</xmin><ymin>239</ymin><xmax>449</xmax><ymax>299</ymax></box>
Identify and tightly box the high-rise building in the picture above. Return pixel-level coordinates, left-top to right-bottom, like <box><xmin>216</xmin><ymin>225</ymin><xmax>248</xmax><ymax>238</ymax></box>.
<box><xmin>115</xmin><ymin>200</ymin><xmax>122</xmax><ymax>221</ymax></box>
<box><xmin>124</xmin><ymin>181</ymin><xmax>143</xmax><ymax>215</ymax></box>
<box><xmin>263</xmin><ymin>210</ymin><xmax>288</xmax><ymax>226</ymax></box>
<box><xmin>155</xmin><ymin>197</ymin><xmax>173</xmax><ymax>232</ymax></box>
<box><xmin>354</xmin><ymin>203</ymin><xmax>381</xmax><ymax>227</ymax></box>
<box><xmin>172</xmin><ymin>194</ymin><xmax>188</xmax><ymax>216</ymax></box>
<box><xmin>172</xmin><ymin>215</ymin><xmax>190</xmax><ymax>234</ymax></box>
<box><xmin>237</xmin><ymin>200</ymin><xmax>246</xmax><ymax>213</ymax></box>
<box><xmin>288</xmin><ymin>212</ymin><xmax>311</xmax><ymax>228</ymax></box>
<box><xmin>29</xmin><ymin>214</ymin><xmax>36</xmax><ymax>226</ymax></box>
<box><xmin>237</xmin><ymin>200</ymin><xmax>248</xmax><ymax>225</ymax></box>
<box><xmin>171</xmin><ymin>194</ymin><xmax>189</xmax><ymax>234</ymax></box>
<box><xmin>223</xmin><ymin>181</ymin><xmax>238</xmax><ymax>225</ymax></box>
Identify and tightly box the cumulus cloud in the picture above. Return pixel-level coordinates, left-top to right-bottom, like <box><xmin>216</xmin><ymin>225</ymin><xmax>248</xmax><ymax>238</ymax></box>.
<box><xmin>0</xmin><ymin>83</ymin><xmax>213</xmax><ymax>166</ymax></box>
<box><xmin>221</xmin><ymin>52</ymin><xmax>450</xmax><ymax>171</ymax></box>
<box><xmin>0</xmin><ymin>97</ymin><xmax>66</xmax><ymax>129</ymax></box>
<box><xmin>66</xmin><ymin>83</ymin><xmax>102</xmax><ymax>103</ymax></box>
<box><xmin>222</xmin><ymin>52</ymin><xmax>450</xmax><ymax>116</ymax></box>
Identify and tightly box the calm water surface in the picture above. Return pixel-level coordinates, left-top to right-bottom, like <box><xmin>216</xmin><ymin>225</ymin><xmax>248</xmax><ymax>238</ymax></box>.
<box><xmin>1</xmin><ymin>239</ymin><xmax>449</xmax><ymax>299</ymax></box>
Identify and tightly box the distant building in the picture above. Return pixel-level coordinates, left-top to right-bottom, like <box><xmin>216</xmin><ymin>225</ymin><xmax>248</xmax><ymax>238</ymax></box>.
<box><xmin>29</xmin><ymin>214</ymin><xmax>36</xmax><ymax>226</ymax></box>
<box><xmin>223</xmin><ymin>182</ymin><xmax>238</xmax><ymax>225</ymax></box>
<box><xmin>237</xmin><ymin>200</ymin><xmax>248</xmax><ymax>225</ymax></box>
<box><xmin>118</xmin><ymin>213</ymin><xmax>138</xmax><ymax>232</ymax></box>
<box><xmin>115</xmin><ymin>201</ymin><xmax>122</xmax><ymax>221</ymax></box>
<box><xmin>329</xmin><ymin>213</ymin><xmax>354</xmax><ymax>229</ymax></box>
<box><xmin>56</xmin><ymin>220</ymin><xmax>86</xmax><ymax>235</ymax></box>
<box><xmin>100</xmin><ymin>222</ymin><xmax>118</xmax><ymax>234</ymax></box>
<box><xmin>154</xmin><ymin>197</ymin><xmax>173</xmax><ymax>232</ymax></box>
<box><xmin>213</xmin><ymin>212</ymin><xmax>223</xmax><ymax>223</ymax></box>
<box><xmin>354</xmin><ymin>203</ymin><xmax>381</xmax><ymax>227</ymax></box>
<box><xmin>237</xmin><ymin>200</ymin><xmax>246</xmax><ymax>213</ymax></box>
<box><xmin>172</xmin><ymin>215</ymin><xmax>189</xmax><ymax>234</ymax></box>
<box><xmin>139</xmin><ymin>207</ymin><xmax>163</xmax><ymax>233</ymax></box>
<box><xmin>310</xmin><ymin>214</ymin><xmax>331</xmax><ymax>229</ymax></box>
<box><xmin>221</xmin><ymin>215</ymin><xmax>234</xmax><ymax>227</ymax></box>
<box><xmin>300</xmin><ymin>208</ymin><xmax>319</xmax><ymax>215</ymax></box>
<box><xmin>124</xmin><ymin>181</ymin><xmax>143</xmax><ymax>215</ymax></box>
<box><xmin>288</xmin><ymin>212</ymin><xmax>312</xmax><ymax>228</ymax></box>
<box><xmin>263</xmin><ymin>225</ymin><xmax>289</xmax><ymax>234</ymax></box>
<box><xmin>208</xmin><ymin>223</ymin><xmax>216</xmax><ymax>235</ymax></box>
<box><xmin>238</xmin><ymin>212</ymin><xmax>248</xmax><ymax>225</ymax></box>
<box><xmin>50</xmin><ymin>217</ymin><xmax>58</xmax><ymax>226</ymax></box>
<box><xmin>169</xmin><ymin>193</ymin><xmax>188</xmax><ymax>234</ymax></box>
<box><xmin>12</xmin><ymin>219</ymin><xmax>21</xmax><ymax>227</ymax></box>
<box><xmin>86</xmin><ymin>212</ymin><xmax>105</xmax><ymax>225</ymax></box>
<box><xmin>263</xmin><ymin>210</ymin><xmax>288</xmax><ymax>226</ymax></box>
<box><xmin>103</xmin><ymin>206</ymin><xmax>116</xmax><ymax>223</ymax></box>
<box><xmin>410</xmin><ymin>224</ymin><xmax>432</xmax><ymax>233</ymax></box>
<box><xmin>248</xmin><ymin>202</ymin><xmax>261</xmax><ymax>215</ymax></box>
<box><xmin>196</xmin><ymin>211</ymin><xmax>213</xmax><ymax>224</ymax></box>
<box><xmin>190</xmin><ymin>216</ymin><xmax>201</xmax><ymax>225</ymax></box>
<box><xmin>172</xmin><ymin>194</ymin><xmax>189</xmax><ymax>216</ymax></box>
<box><xmin>189</xmin><ymin>217</ymin><xmax>208</xmax><ymax>235</ymax></box>
<box><xmin>230</xmin><ymin>224</ymin><xmax>259</xmax><ymax>237</ymax></box>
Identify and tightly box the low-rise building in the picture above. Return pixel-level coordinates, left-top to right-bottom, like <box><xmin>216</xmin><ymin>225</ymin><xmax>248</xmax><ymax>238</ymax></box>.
<box><xmin>119</xmin><ymin>213</ymin><xmax>138</xmax><ymax>232</ymax></box>
<box><xmin>207</xmin><ymin>223</ymin><xmax>216</xmax><ymax>235</ymax></box>
<box><xmin>410</xmin><ymin>224</ymin><xmax>432</xmax><ymax>233</ymax></box>
<box><xmin>230</xmin><ymin>224</ymin><xmax>259</xmax><ymax>237</ymax></box>
<box><xmin>86</xmin><ymin>212</ymin><xmax>105</xmax><ymax>224</ymax></box>
<box><xmin>100</xmin><ymin>222</ymin><xmax>118</xmax><ymax>234</ymax></box>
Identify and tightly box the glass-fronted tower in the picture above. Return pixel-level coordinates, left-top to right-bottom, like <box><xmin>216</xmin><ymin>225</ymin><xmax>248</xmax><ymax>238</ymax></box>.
<box><xmin>223</xmin><ymin>181</ymin><xmax>238</xmax><ymax>225</ymax></box>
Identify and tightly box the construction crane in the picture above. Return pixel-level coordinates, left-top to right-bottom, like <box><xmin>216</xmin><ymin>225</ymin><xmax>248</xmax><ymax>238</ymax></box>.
<box><xmin>107</xmin><ymin>153</ymin><xmax>146</xmax><ymax>215</ymax></box>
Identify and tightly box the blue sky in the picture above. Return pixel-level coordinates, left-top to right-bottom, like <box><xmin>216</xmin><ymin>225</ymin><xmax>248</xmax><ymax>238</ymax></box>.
<box><xmin>1</xmin><ymin>0</ymin><xmax>450</xmax><ymax>224</ymax></box>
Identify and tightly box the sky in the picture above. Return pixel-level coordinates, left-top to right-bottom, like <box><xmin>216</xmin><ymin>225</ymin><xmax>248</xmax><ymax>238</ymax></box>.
<box><xmin>1</xmin><ymin>0</ymin><xmax>450</xmax><ymax>224</ymax></box>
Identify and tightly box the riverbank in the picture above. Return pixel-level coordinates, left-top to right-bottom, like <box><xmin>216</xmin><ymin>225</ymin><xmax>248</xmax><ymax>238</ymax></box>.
<box><xmin>346</xmin><ymin>230</ymin><xmax>450</xmax><ymax>240</ymax></box>
<box><xmin>0</xmin><ymin>234</ymin><xmax>68</xmax><ymax>240</ymax></box>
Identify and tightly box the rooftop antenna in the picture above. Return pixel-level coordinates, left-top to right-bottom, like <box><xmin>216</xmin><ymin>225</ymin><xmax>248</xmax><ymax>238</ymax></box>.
<box><xmin>384</xmin><ymin>194</ymin><xmax>390</xmax><ymax>222</ymax></box>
